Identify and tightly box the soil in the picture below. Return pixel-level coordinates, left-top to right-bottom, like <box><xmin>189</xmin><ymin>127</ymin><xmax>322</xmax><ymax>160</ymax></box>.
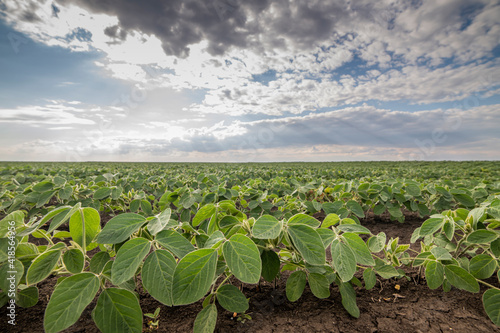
<box><xmin>1</xmin><ymin>212</ymin><xmax>499</xmax><ymax>333</ymax></box>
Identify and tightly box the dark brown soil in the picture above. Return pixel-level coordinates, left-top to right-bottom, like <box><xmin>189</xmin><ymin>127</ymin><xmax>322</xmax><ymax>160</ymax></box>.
<box><xmin>1</xmin><ymin>212</ymin><xmax>499</xmax><ymax>333</ymax></box>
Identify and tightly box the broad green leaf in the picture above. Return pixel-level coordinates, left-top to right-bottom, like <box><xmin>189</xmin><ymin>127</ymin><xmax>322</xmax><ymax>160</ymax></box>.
<box><xmin>141</xmin><ymin>200</ymin><xmax>153</xmax><ymax>215</ymax></box>
<box><xmin>93</xmin><ymin>288</ymin><xmax>142</xmax><ymax>333</ymax></box>
<box><xmin>342</xmin><ymin>233</ymin><xmax>375</xmax><ymax>266</ymax></box>
<box><xmin>317</xmin><ymin>228</ymin><xmax>335</xmax><ymax>248</ymax></box>
<box><xmin>453</xmin><ymin>193</ymin><xmax>475</xmax><ymax>208</ymax></box>
<box><xmin>33</xmin><ymin>181</ymin><xmax>54</xmax><ymax>192</ymax></box>
<box><xmin>483</xmin><ymin>289</ymin><xmax>500</xmax><ymax>326</ymax></box>
<box><xmin>420</xmin><ymin>217</ymin><xmax>444</xmax><ymax>236</ymax></box>
<box><xmin>172</xmin><ymin>249</ymin><xmax>217</xmax><ymax>305</ymax></box>
<box><xmin>58</xmin><ymin>186</ymin><xmax>73</xmax><ymax>200</ymax></box>
<box><xmin>156</xmin><ymin>229</ymin><xmax>195</xmax><ymax>259</ymax></box>
<box><xmin>363</xmin><ymin>268</ymin><xmax>376</xmax><ymax>290</ymax></box>
<box><xmin>287</xmin><ymin>213</ymin><xmax>320</xmax><ymax>228</ymax></box>
<box><xmin>17</xmin><ymin>286</ymin><xmax>38</xmax><ymax>307</ymax></box>
<box><xmin>367</xmin><ymin>232</ymin><xmax>386</xmax><ymax>252</ymax></box>
<box><xmin>93</xmin><ymin>187</ymin><xmax>111</xmax><ymax>200</ymax></box>
<box><xmin>430</xmin><ymin>247</ymin><xmax>452</xmax><ymax>261</ymax></box>
<box><xmin>44</xmin><ymin>273</ymin><xmax>99</xmax><ymax>333</ymax></box>
<box><xmin>36</xmin><ymin>190</ymin><xmax>56</xmax><ymax>208</ymax></box>
<box><xmin>425</xmin><ymin>261</ymin><xmax>444</xmax><ymax>289</ymax></box>
<box><xmin>216</xmin><ymin>284</ymin><xmax>249</xmax><ymax>313</ymax></box>
<box><xmin>193</xmin><ymin>204</ymin><xmax>216</xmax><ymax>227</ymax></box>
<box><xmin>261</xmin><ymin>250</ymin><xmax>280</xmax><ymax>282</ymax></box>
<box><xmin>467</xmin><ymin>230</ymin><xmax>498</xmax><ymax>244</ymax></box>
<box><xmin>252</xmin><ymin>214</ymin><xmax>281</xmax><ymax>239</ymax></box>
<box><xmin>443</xmin><ymin>219</ymin><xmax>455</xmax><ymax>241</ymax></box>
<box><xmin>0</xmin><ymin>210</ymin><xmax>25</xmax><ymax>237</ymax></box>
<box><xmin>286</xmin><ymin>270</ymin><xmax>307</xmax><ymax>302</ymax></box>
<box><xmin>147</xmin><ymin>208</ymin><xmax>171</xmax><ymax>236</ymax></box>
<box><xmin>331</xmin><ymin>240</ymin><xmax>356</xmax><ymax>282</ymax></box>
<box><xmin>322</xmin><ymin>213</ymin><xmax>340</xmax><ymax>228</ymax></box>
<box><xmin>142</xmin><ymin>250</ymin><xmax>176</xmax><ymax>306</ymax></box>
<box><xmin>95</xmin><ymin>213</ymin><xmax>146</xmax><ymax>244</ymax></box>
<box><xmin>89</xmin><ymin>251</ymin><xmax>111</xmax><ymax>274</ymax></box>
<box><xmin>337</xmin><ymin>224</ymin><xmax>371</xmax><ymax>234</ymax></box>
<box><xmin>193</xmin><ymin>304</ymin><xmax>217</xmax><ymax>333</ymax></box>
<box><xmin>339</xmin><ymin>281</ymin><xmax>359</xmax><ymax>318</ymax></box>
<box><xmin>111</xmin><ymin>237</ymin><xmax>151</xmax><ymax>285</ymax></box>
<box><xmin>62</xmin><ymin>248</ymin><xmax>85</xmax><ymax>274</ymax></box>
<box><xmin>308</xmin><ymin>273</ymin><xmax>330</xmax><ymax>299</ymax></box>
<box><xmin>47</xmin><ymin>204</ymin><xmax>81</xmax><ymax>233</ymax></box>
<box><xmin>444</xmin><ymin>265</ymin><xmax>479</xmax><ymax>293</ymax></box>
<box><xmin>26</xmin><ymin>249</ymin><xmax>61</xmax><ymax>285</ymax></box>
<box><xmin>223</xmin><ymin>234</ymin><xmax>262</xmax><ymax>284</ymax></box>
<box><xmin>469</xmin><ymin>254</ymin><xmax>497</xmax><ymax>279</ymax></box>
<box><xmin>388</xmin><ymin>206</ymin><xmax>403</xmax><ymax>218</ymax></box>
<box><xmin>0</xmin><ymin>260</ymin><xmax>24</xmax><ymax>291</ymax></box>
<box><xmin>346</xmin><ymin>200</ymin><xmax>364</xmax><ymax>218</ymax></box>
<box><xmin>204</xmin><ymin>230</ymin><xmax>225</xmax><ymax>249</ymax></box>
<box><xmin>287</xmin><ymin>224</ymin><xmax>325</xmax><ymax>266</ymax></box>
<box><xmin>69</xmin><ymin>208</ymin><xmax>101</xmax><ymax>250</ymax></box>
<box><xmin>491</xmin><ymin>239</ymin><xmax>500</xmax><ymax>257</ymax></box>
<box><xmin>406</xmin><ymin>184</ymin><xmax>421</xmax><ymax>196</ymax></box>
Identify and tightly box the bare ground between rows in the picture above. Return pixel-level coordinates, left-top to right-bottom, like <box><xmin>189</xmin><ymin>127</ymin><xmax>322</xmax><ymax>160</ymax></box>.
<box><xmin>1</xmin><ymin>212</ymin><xmax>499</xmax><ymax>333</ymax></box>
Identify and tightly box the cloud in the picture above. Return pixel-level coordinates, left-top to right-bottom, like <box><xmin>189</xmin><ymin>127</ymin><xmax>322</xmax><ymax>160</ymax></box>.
<box><xmin>0</xmin><ymin>104</ymin><xmax>96</xmax><ymax>126</ymax></box>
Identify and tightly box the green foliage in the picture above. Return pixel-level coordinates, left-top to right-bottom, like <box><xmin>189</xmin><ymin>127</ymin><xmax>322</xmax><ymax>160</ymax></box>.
<box><xmin>0</xmin><ymin>161</ymin><xmax>499</xmax><ymax>332</ymax></box>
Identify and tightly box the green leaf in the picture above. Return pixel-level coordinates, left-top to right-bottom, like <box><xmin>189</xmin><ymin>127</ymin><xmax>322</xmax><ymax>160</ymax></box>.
<box><xmin>58</xmin><ymin>186</ymin><xmax>73</xmax><ymax>200</ymax></box>
<box><xmin>469</xmin><ymin>254</ymin><xmax>497</xmax><ymax>279</ymax></box>
<box><xmin>62</xmin><ymin>248</ymin><xmax>85</xmax><ymax>274</ymax></box>
<box><xmin>363</xmin><ymin>268</ymin><xmax>376</xmax><ymax>290</ymax></box>
<box><xmin>339</xmin><ymin>281</ymin><xmax>359</xmax><ymax>318</ymax></box>
<box><xmin>406</xmin><ymin>184</ymin><xmax>421</xmax><ymax>197</ymax></box>
<box><xmin>172</xmin><ymin>249</ymin><xmax>217</xmax><ymax>305</ymax></box>
<box><xmin>467</xmin><ymin>230</ymin><xmax>498</xmax><ymax>244</ymax></box>
<box><xmin>337</xmin><ymin>224</ymin><xmax>371</xmax><ymax>234</ymax></box>
<box><xmin>317</xmin><ymin>228</ymin><xmax>335</xmax><ymax>248</ymax></box>
<box><xmin>111</xmin><ymin>237</ymin><xmax>151</xmax><ymax>285</ymax></box>
<box><xmin>93</xmin><ymin>288</ymin><xmax>143</xmax><ymax>333</ymax></box>
<box><xmin>16</xmin><ymin>286</ymin><xmax>38</xmax><ymax>308</ymax></box>
<box><xmin>261</xmin><ymin>250</ymin><xmax>280</xmax><ymax>282</ymax></box>
<box><xmin>95</xmin><ymin>213</ymin><xmax>147</xmax><ymax>244</ymax></box>
<box><xmin>223</xmin><ymin>234</ymin><xmax>262</xmax><ymax>284</ymax></box>
<box><xmin>367</xmin><ymin>232</ymin><xmax>386</xmax><ymax>252</ymax></box>
<box><xmin>36</xmin><ymin>190</ymin><xmax>56</xmax><ymax>208</ymax></box>
<box><xmin>94</xmin><ymin>187</ymin><xmax>112</xmax><ymax>200</ymax></box>
<box><xmin>287</xmin><ymin>224</ymin><xmax>325</xmax><ymax>266</ymax></box>
<box><xmin>286</xmin><ymin>270</ymin><xmax>307</xmax><ymax>302</ymax></box>
<box><xmin>142</xmin><ymin>250</ymin><xmax>176</xmax><ymax>306</ymax></box>
<box><xmin>331</xmin><ymin>240</ymin><xmax>356</xmax><ymax>283</ymax></box>
<box><xmin>287</xmin><ymin>213</ymin><xmax>321</xmax><ymax>228</ymax></box>
<box><xmin>193</xmin><ymin>304</ymin><xmax>217</xmax><ymax>333</ymax></box>
<box><xmin>33</xmin><ymin>181</ymin><xmax>54</xmax><ymax>192</ymax></box>
<box><xmin>483</xmin><ymin>289</ymin><xmax>500</xmax><ymax>326</ymax></box>
<box><xmin>69</xmin><ymin>207</ymin><xmax>100</xmax><ymax>250</ymax></box>
<box><xmin>491</xmin><ymin>239</ymin><xmax>500</xmax><ymax>257</ymax></box>
<box><xmin>453</xmin><ymin>193</ymin><xmax>475</xmax><ymax>208</ymax></box>
<box><xmin>346</xmin><ymin>200</ymin><xmax>364</xmax><ymax>218</ymax></box>
<box><xmin>47</xmin><ymin>204</ymin><xmax>82</xmax><ymax>234</ymax></box>
<box><xmin>322</xmin><ymin>213</ymin><xmax>340</xmax><ymax>228</ymax></box>
<box><xmin>444</xmin><ymin>265</ymin><xmax>479</xmax><ymax>293</ymax></box>
<box><xmin>89</xmin><ymin>251</ymin><xmax>111</xmax><ymax>274</ymax></box>
<box><xmin>156</xmin><ymin>229</ymin><xmax>195</xmax><ymax>259</ymax></box>
<box><xmin>0</xmin><ymin>260</ymin><xmax>24</xmax><ymax>292</ymax></box>
<box><xmin>252</xmin><ymin>214</ymin><xmax>281</xmax><ymax>239</ymax></box>
<box><xmin>430</xmin><ymin>247</ymin><xmax>453</xmax><ymax>261</ymax></box>
<box><xmin>44</xmin><ymin>273</ymin><xmax>99</xmax><ymax>333</ymax></box>
<box><xmin>193</xmin><ymin>204</ymin><xmax>216</xmax><ymax>227</ymax></box>
<box><xmin>308</xmin><ymin>273</ymin><xmax>330</xmax><ymax>299</ymax></box>
<box><xmin>26</xmin><ymin>249</ymin><xmax>61</xmax><ymax>285</ymax></box>
<box><xmin>147</xmin><ymin>208</ymin><xmax>172</xmax><ymax>236</ymax></box>
<box><xmin>425</xmin><ymin>261</ymin><xmax>444</xmax><ymax>289</ymax></box>
<box><xmin>216</xmin><ymin>284</ymin><xmax>249</xmax><ymax>313</ymax></box>
<box><xmin>342</xmin><ymin>233</ymin><xmax>375</xmax><ymax>266</ymax></box>
<box><xmin>443</xmin><ymin>219</ymin><xmax>455</xmax><ymax>241</ymax></box>
<box><xmin>420</xmin><ymin>217</ymin><xmax>444</xmax><ymax>236</ymax></box>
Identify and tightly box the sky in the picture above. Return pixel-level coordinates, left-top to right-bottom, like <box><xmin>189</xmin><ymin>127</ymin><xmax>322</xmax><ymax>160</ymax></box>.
<box><xmin>0</xmin><ymin>0</ymin><xmax>499</xmax><ymax>162</ymax></box>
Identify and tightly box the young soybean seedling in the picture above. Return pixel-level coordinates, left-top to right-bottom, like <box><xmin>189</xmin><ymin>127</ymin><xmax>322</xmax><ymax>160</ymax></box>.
<box><xmin>145</xmin><ymin>307</ymin><xmax>161</xmax><ymax>331</ymax></box>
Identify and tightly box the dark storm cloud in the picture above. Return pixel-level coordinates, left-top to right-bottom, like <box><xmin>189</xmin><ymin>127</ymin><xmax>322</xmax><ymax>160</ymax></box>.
<box><xmin>56</xmin><ymin>0</ymin><xmax>348</xmax><ymax>57</ymax></box>
<box><xmin>104</xmin><ymin>24</ymin><xmax>127</xmax><ymax>41</ymax></box>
